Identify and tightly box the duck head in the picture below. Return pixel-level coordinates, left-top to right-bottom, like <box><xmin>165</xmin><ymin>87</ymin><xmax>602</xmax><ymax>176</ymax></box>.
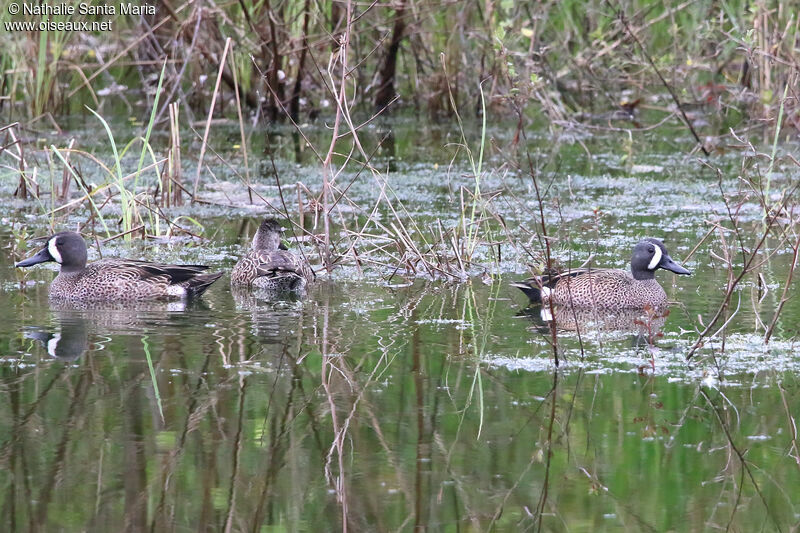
<box><xmin>15</xmin><ymin>231</ymin><xmax>88</xmax><ymax>273</ymax></box>
<box><xmin>630</xmin><ymin>238</ymin><xmax>691</xmax><ymax>280</ymax></box>
<box><xmin>252</xmin><ymin>218</ymin><xmax>288</xmax><ymax>251</ymax></box>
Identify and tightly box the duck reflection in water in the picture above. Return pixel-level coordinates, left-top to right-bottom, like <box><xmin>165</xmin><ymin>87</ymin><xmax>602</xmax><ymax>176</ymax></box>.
<box><xmin>523</xmin><ymin>305</ymin><xmax>668</xmax><ymax>341</ymax></box>
<box><xmin>231</xmin><ymin>284</ymin><xmax>308</xmax><ymax>344</ymax></box>
<box><xmin>520</xmin><ymin>305</ymin><xmax>670</xmax><ymax>369</ymax></box>
<box><xmin>25</xmin><ymin>313</ymin><xmax>90</xmax><ymax>361</ymax></box>
<box><xmin>23</xmin><ymin>298</ymin><xmax>213</xmax><ymax>361</ymax></box>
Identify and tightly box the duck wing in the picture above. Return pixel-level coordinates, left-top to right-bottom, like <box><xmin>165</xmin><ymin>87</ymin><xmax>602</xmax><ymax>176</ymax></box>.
<box><xmin>254</xmin><ymin>250</ymin><xmax>314</xmax><ymax>281</ymax></box>
<box><xmin>107</xmin><ymin>259</ymin><xmax>211</xmax><ymax>284</ymax></box>
<box><xmin>511</xmin><ymin>268</ymin><xmax>625</xmax><ymax>304</ymax></box>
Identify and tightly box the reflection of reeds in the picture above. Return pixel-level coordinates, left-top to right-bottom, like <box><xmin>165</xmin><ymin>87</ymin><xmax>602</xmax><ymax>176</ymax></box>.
<box><xmin>141</xmin><ymin>335</ymin><xmax>164</xmax><ymax>422</ymax></box>
<box><xmin>9</xmin><ymin>269</ymin><xmax>798</xmax><ymax>529</ymax></box>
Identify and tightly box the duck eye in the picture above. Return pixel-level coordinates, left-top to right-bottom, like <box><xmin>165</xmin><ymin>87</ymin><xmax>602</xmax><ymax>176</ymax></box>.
<box><xmin>648</xmin><ymin>246</ymin><xmax>655</xmax><ymax>254</ymax></box>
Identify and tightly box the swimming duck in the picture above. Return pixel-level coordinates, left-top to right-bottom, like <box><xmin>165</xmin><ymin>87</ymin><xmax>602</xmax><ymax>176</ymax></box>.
<box><xmin>230</xmin><ymin>218</ymin><xmax>314</xmax><ymax>293</ymax></box>
<box><xmin>15</xmin><ymin>231</ymin><xmax>223</xmax><ymax>302</ymax></box>
<box><xmin>511</xmin><ymin>238</ymin><xmax>691</xmax><ymax>309</ymax></box>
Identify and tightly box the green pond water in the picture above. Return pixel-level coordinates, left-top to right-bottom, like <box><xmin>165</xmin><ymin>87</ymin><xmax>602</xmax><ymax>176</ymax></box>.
<box><xmin>2</xmin><ymin>116</ymin><xmax>800</xmax><ymax>531</ymax></box>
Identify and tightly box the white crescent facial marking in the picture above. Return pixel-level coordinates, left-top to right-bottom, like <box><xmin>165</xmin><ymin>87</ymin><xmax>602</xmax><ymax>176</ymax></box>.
<box><xmin>647</xmin><ymin>245</ymin><xmax>662</xmax><ymax>270</ymax></box>
<box><xmin>48</xmin><ymin>238</ymin><xmax>63</xmax><ymax>264</ymax></box>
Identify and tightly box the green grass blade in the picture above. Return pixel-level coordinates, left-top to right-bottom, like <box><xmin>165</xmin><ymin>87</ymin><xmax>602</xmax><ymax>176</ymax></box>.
<box><xmin>141</xmin><ymin>335</ymin><xmax>164</xmax><ymax>422</ymax></box>
<box><xmin>86</xmin><ymin>105</ymin><xmax>133</xmax><ymax>236</ymax></box>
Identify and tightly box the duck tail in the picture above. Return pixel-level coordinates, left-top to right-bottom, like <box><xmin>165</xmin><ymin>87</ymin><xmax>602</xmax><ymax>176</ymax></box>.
<box><xmin>510</xmin><ymin>280</ymin><xmax>543</xmax><ymax>304</ymax></box>
<box><xmin>185</xmin><ymin>271</ymin><xmax>224</xmax><ymax>298</ymax></box>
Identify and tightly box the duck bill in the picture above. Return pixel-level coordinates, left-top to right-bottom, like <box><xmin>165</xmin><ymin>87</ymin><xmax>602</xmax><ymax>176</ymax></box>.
<box><xmin>661</xmin><ymin>256</ymin><xmax>691</xmax><ymax>275</ymax></box>
<box><xmin>15</xmin><ymin>247</ymin><xmax>53</xmax><ymax>268</ymax></box>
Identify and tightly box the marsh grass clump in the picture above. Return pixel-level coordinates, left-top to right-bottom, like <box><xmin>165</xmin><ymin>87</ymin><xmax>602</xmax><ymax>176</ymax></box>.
<box><xmin>1</xmin><ymin>0</ymin><xmax>798</xmax><ymax>139</ymax></box>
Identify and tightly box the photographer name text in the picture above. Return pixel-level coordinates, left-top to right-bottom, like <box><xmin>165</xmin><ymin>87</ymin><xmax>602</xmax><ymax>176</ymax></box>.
<box><xmin>22</xmin><ymin>2</ymin><xmax>155</xmax><ymax>15</ymax></box>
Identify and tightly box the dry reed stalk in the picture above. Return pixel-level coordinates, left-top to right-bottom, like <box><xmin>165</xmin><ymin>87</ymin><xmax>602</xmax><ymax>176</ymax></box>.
<box><xmin>168</xmin><ymin>102</ymin><xmax>183</xmax><ymax>206</ymax></box>
<box><xmin>520</xmin><ymin>140</ymin><xmax>562</xmax><ymax>366</ymax></box>
<box><xmin>192</xmin><ymin>37</ymin><xmax>232</xmax><ymax>200</ymax></box>
<box><xmin>266</xmin><ymin>155</ymin><xmax>319</xmax><ymax>273</ymax></box>
<box><xmin>608</xmin><ymin>0</ymin><xmax>709</xmax><ymax>157</ymax></box>
<box><xmin>7</xmin><ymin>125</ymin><xmax>37</xmax><ymax>199</ymax></box>
<box><xmin>131</xmin><ymin>196</ymin><xmax>204</xmax><ymax>239</ymax></box>
<box><xmin>715</xmin><ymin>225</ymin><xmax>735</xmax><ymax>355</ymax></box>
<box><xmin>297</xmin><ymin>183</ymin><xmax>304</xmax><ymax>234</ymax></box>
<box><xmin>229</xmin><ymin>50</ymin><xmax>253</xmax><ymax>205</ymax></box>
<box><xmin>59</xmin><ymin>138</ymin><xmax>75</xmax><ymax>201</ymax></box>
<box><xmin>153</xmin><ymin>9</ymin><xmax>204</xmax><ymax>126</ymax></box>
<box><xmin>253</xmin><ymin>57</ymin><xmax>323</xmax><ymax>163</ymax></box>
<box><xmin>102</xmin><ymin>224</ymin><xmax>146</xmax><ymax>242</ymax></box>
<box><xmin>319</xmin><ymin>9</ymin><xmax>354</xmax><ymax>272</ymax></box>
<box><xmin>687</xmin><ymin>175</ymin><xmax>798</xmax><ymax>360</ymax></box>
<box><xmin>764</xmin><ymin>229</ymin><xmax>800</xmax><ymax>343</ymax></box>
